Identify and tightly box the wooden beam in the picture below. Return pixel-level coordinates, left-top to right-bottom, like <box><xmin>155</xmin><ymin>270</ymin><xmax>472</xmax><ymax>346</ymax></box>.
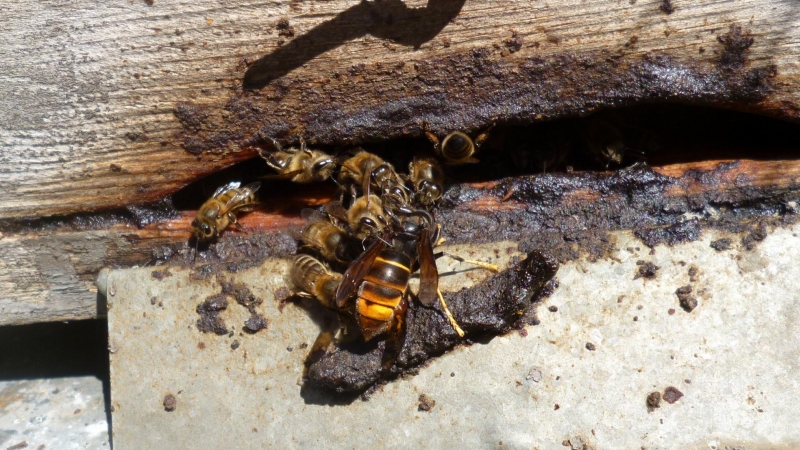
<box><xmin>2</xmin><ymin>158</ymin><xmax>798</xmax><ymax>326</ymax></box>
<box><xmin>1</xmin><ymin>0</ymin><xmax>799</xmax><ymax>220</ymax></box>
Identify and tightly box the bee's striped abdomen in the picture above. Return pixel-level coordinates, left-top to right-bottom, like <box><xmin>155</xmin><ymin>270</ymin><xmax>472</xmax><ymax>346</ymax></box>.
<box><xmin>442</xmin><ymin>132</ymin><xmax>474</xmax><ymax>162</ymax></box>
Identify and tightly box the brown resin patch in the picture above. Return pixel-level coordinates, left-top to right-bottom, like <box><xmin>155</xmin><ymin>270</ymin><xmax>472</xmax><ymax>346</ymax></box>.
<box><xmin>196</xmin><ymin>276</ymin><xmax>267</xmax><ymax>334</ymax></box>
<box><xmin>437</xmin><ymin>163</ymin><xmax>799</xmax><ymax>256</ymax></box>
<box><xmin>710</xmin><ymin>238</ymin><xmax>732</xmax><ymax>251</ymax></box>
<box><xmin>301</xmin><ymin>251</ymin><xmax>558</xmax><ymax>400</ymax></box>
<box><xmin>177</xmin><ymin>23</ymin><xmax>775</xmax><ymax>155</ymax></box>
<box><xmin>243</xmin><ymin>315</ymin><xmax>268</xmax><ymax>334</ymax></box>
<box><xmin>659</xmin><ymin>0</ymin><xmax>675</xmax><ymax>14</ymax></box>
<box><xmin>196</xmin><ymin>293</ymin><xmax>230</xmax><ymax>335</ymax></box>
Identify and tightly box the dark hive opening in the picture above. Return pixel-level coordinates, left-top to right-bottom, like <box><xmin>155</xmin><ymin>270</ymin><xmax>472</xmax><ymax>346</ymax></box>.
<box><xmin>171</xmin><ymin>103</ymin><xmax>800</xmax><ymax>212</ymax></box>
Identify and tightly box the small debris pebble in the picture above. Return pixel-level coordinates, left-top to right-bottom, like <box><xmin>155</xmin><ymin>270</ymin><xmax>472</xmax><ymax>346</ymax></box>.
<box><xmin>634</xmin><ymin>261</ymin><xmax>659</xmax><ymax>280</ymax></box>
<box><xmin>526</xmin><ymin>368</ymin><xmax>543</xmax><ymax>382</ymax></box>
<box><xmin>418</xmin><ymin>394</ymin><xmax>436</xmax><ymax>412</ymax></box>
<box><xmin>710</xmin><ymin>238</ymin><xmax>732</xmax><ymax>251</ymax></box>
<box><xmin>675</xmin><ymin>285</ymin><xmax>698</xmax><ymax>312</ymax></box>
<box><xmin>163</xmin><ymin>394</ymin><xmax>177</xmax><ymax>412</ymax></box>
<box><xmin>646</xmin><ymin>391</ymin><xmax>662</xmax><ymax>412</ymax></box>
<box><xmin>663</xmin><ymin>386</ymin><xmax>684</xmax><ymax>404</ymax></box>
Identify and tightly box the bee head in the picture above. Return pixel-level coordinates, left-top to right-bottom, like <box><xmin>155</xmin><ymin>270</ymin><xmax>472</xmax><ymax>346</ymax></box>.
<box><xmin>417</xmin><ymin>180</ymin><xmax>442</xmax><ymax>205</ymax></box>
<box><xmin>191</xmin><ymin>219</ymin><xmax>215</xmax><ymax>240</ymax></box>
<box><xmin>312</xmin><ymin>156</ymin><xmax>337</xmax><ymax>179</ymax></box>
<box><xmin>602</xmin><ymin>140</ymin><xmax>625</xmax><ymax>165</ymax></box>
<box><xmin>265</xmin><ymin>153</ymin><xmax>290</xmax><ymax>171</ymax></box>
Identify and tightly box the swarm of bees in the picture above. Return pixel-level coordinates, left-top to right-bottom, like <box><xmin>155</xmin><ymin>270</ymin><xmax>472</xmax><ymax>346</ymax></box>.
<box><xmin>189</xmin><ymin>115</ymin><xmax>650</xmax><ymax>249</ymax></box>
<box><xmin>189</xmin><ymin>115</ymin><xmax>648</xmax><ymax>353</ymax></box>
<box><xmin>274</xmin><ymin>138</ymin><xmax>498</xmax><ymax>346</ymax></box>
<box><xmin>191</xmin><ymin>126</ymin><xmax>499</xmax><ymax>351</ymax></box>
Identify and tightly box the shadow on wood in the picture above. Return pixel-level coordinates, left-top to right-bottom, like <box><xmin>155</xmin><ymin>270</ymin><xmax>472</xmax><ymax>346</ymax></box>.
<box><xmin>244</xmin><ymin>0</ymin><xmax>467</xmax><ymax>89</ymax></box>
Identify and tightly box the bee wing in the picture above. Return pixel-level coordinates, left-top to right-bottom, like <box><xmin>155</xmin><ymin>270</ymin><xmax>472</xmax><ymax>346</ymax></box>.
<box><xmin>300</xmin><ymin>208</ymin><xmax>328</xmax><ymax>223</ymax></box>
<box><xmin>220</xmin><ymin>186</ymin><xmax>257</xmax><ymax>213</ymax></box>
<box><xmin>287</xmin><ymin>209</ymin><xmax>321</xmax><ymax>241</ymax></box>
<box><xmin>242</xmin><ymin>181</ymin><xmax>261</xmax><ymax>194</ymax></box>
<box><xmin>213</xmin><ymin>181</ymin><xmax>241</xmax><ymax>198</ymax></box>
<box><xmin>416</xmin><ymin>228</ymin><xmax>439</xmax><ymax>306</ymax></box>
<box><xmin>334</xmin><ymin>146</ymin><xmax>364</xmax><ymax>160</ymax></box>
<box><xmin>361</xmin><ymin>162</ymin><xmax>372</xmax><ymax>199</ymax></box>
<box><xmin>322</xmin><ymin>200</ymin><xmax>348</xmax><ymax>222</ymax></box>
<box><xmin>334</xmin><ymin>236</ymin><xmax>386</xmax><ymax>309</ymax></box>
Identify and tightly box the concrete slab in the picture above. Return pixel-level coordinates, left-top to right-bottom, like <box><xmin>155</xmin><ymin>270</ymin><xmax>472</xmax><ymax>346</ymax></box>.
<box><xmin>0</xmin><ymin>377</ymin><xmax>109</xmax><ymax>450</ymax></box>
<box><xmin>108</xmin><ymin>227</ymin><xmax>800</xmax><ymax>449</ymax></box>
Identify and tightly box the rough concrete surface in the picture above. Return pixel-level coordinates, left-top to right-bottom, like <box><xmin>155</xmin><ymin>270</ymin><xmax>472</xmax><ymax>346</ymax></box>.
<box><xmin>108</xmin><ymin>228</ymin><xmax>800</xmax><ymax>449</ymax></box>
<box><xmin>0</xmin><ymin>377</ymin><xmax>109</xmax><ymax>449</ymax></box>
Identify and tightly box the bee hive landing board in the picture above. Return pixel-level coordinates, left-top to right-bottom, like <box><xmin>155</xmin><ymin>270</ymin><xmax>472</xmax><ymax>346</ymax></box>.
<box><xmin>108</xmin><ymin>232</ymin><xmax>800</xmax><ymax>448</ymax></box>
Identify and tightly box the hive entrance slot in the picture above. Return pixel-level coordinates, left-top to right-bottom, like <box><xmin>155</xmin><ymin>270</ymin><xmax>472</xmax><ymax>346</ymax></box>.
<box><xmin>172</xmin><ymin>103</ymin><xmax>800</xmax><ymax>212</ymax></box>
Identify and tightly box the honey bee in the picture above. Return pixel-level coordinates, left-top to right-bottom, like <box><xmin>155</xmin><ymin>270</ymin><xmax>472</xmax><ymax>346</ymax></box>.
<box><xmin>424</xmin><ymin>122</ymin><xmax>495</xmax><ymax>165</ymax></box>
<box><xmin>191</xmin><ymin>181</ymin><xmax>260</xmax><ymax>242</ymax></box>
<box><xmin>337</xmin><ymin>150</ymin><xmax>405</xmax><ymax>203</ymax></box>
<box><xmin>583</xmin><ymin>117</ymin><xmax>650</xmax><ymax>169</ymax></box>
<box><xmin>584</xmin><ymin>118</ymin><xmax>626</xmax><ymax>168</ymax></box>
<box><xmin>380</xmin><ymin>179</ymin><xmax>412</xmax><ymax>214</ymax></box>
<box><xmin>258</xmin><ymin>135</ymin><xmax>337</xmax><ymax>183</ymax></box>
<box><xmin>285</xmin><ymin>254</ymin><xmax>342</xmax><ymax>309</ymax></box>
<box><xmin>295</xmin><ymin>210</ymin><xmax>361</xmax><ymax>264</ymax></box>
<box><xmin>407</xmin><ymin>156</ymin><xmax>444</xmax><ymax>205</ymax></box>
<box><xmin>324</xmin><ymin>195</ymin><xmax>389</xmax><ymax>240</ymax></box>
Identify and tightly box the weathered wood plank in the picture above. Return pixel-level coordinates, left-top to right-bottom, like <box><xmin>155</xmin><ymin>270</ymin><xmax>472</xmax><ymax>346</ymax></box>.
<box><xmin>0</xmin><ymin>211</ymin><xmax>303</xmax><ymax>325</ymax></box>
<box><xmin>2</xmin><ymin>158</ymin><xmax>798</xmax><ymax>325</ymax></box>
<box><xmin>1</xmin><ymin>0</ymin><xmax>799</xmax><ymax>220</ymax></box>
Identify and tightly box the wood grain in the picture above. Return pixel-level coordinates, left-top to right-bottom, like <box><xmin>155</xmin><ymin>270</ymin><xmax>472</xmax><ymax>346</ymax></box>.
<box><xmin>2</xmin><ymin>158</ymin><xmax>798</xmax><ymax>325</ymax></box>
<box><xmin>1</xmin><ymin>0</ymin><xmax>799</xmax><ymax>220</ymax></box>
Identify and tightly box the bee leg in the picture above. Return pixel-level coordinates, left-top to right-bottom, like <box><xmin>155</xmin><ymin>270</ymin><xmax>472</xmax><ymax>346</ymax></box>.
<box><xmin>363</xmin><ymin>169</ymin><xmax>372</xmax><ymax>207</ymax></box>
<box><xmin>299</xmin><ymin>136</ymin><xmax>311</xmax><ymax>155</ymax></box>
<box><xmin>193</xmin><ymin>237</ymin><xmax>200</xmax><ymax>263</ymax></box>
<box><xmin>227</xmin><ymin>213</ymin><xmax>243</xmax><ymax>230</ymax></box>
<box><xmin>255</xmin><ymin>133</ymin><xmax>282</xmax><ymax>159</ymax></box>
<box><xmin>307</xmin><ymin>329</ymin><xmax>335</xmax><ymax>362</ymax></box>
<box><xmin>431</xmin><ymin>223</ymin><xmax>443</xmax><ymax>246</ymax></box>
<box><xmin>337</xmin><ymin>314</ymin><xmax>361</xmax><ymax>344</ymax></box>
<box><xmin>441</xmin><ymin>253</ymin><xmax>500</xmax><ymax>273</ymax></box>
<box><xmin>437</xmin><ymin>288</ymin><xmax>464</xmax><ymax>337</ymax></box>
<box><xmin>422</xmin><ymin>122</ymin><xmax>442</xmax><ymax>155</ymax></box>
<box><xmin>473</xmin><ymin>121</ymin><xmax>496</xmax><ymax>149</ymax></box>
<box><xmin>348</xmin><ymin>184</ymin><xmax>359</xmax><ymax>205</ymax></box>
<box><xmin>302</xmin><ymin>328</ymin><xmax>339</xmax><ymax>379</ymax></box>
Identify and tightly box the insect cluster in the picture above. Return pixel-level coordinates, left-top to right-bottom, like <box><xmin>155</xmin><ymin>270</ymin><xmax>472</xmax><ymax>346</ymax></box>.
<box><xmin>187</xmin><ymin>115</ymin><xmax>646</xmax><ymax>255</ymax></box>
<box><xmin>268</xmin><ymin>133</ymin><xmax>498</xmax><ymax>347</ymax></box>
<box><xmin>190</xmin><ymin>125</ymin><xmax>499</xmax><ymax>351</ymax></box>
